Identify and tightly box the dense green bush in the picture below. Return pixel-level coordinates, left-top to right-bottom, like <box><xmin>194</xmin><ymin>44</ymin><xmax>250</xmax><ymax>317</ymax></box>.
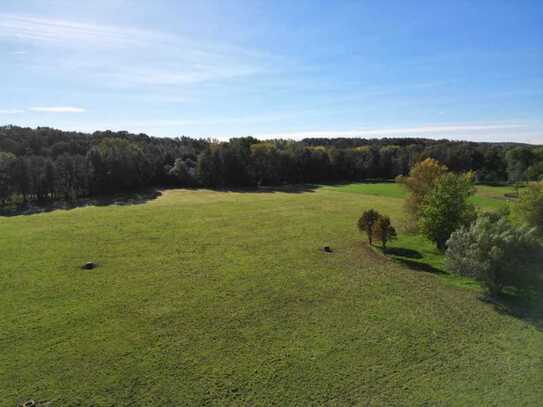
<box><xmin>446</xmin><ymin>215</ymin><xmax>542</xmax><ymax>296</ymax></box>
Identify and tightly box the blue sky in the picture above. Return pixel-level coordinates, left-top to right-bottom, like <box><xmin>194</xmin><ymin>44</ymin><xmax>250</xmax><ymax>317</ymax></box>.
<box><xmin>1</xmin><ymin>0</ymin><xmax>542</xmax><ymax>143</ymax></box>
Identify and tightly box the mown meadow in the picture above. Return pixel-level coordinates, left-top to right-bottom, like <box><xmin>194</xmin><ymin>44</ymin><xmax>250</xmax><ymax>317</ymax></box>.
<box><xmin>1</xmin><ymin>183</ymin><xmax>541</xmax><ymax>405</ymax></box>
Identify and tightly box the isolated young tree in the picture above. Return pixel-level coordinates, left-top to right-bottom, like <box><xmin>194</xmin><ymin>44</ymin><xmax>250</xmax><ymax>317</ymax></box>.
<box><xmin>446</xmin><ymin>214</ymin><xmax>542</xmax><ymax>296</ymax></box>
<box><xmin>372</xmin><ymin>215</ymin><xmax>397</xmax><ymax>249</ymax></box>
<box><xmin>397</xmin><ymin>158</ymin><xmax>448</xmax><ymax>230</ymax></box>
<box><xmin>418</xmin><ymin>172</ymin><xmax>477</xmax><ymax>250</ymax></box>
<box><xmin>512</xmin><ymin>181</ymin><xmax>543</xmax><ymax>234</ymax></box>
<box><xmin>358</xmin><ymin>209</ymin><xmax>380</xmax><ymax>245</ymax></box>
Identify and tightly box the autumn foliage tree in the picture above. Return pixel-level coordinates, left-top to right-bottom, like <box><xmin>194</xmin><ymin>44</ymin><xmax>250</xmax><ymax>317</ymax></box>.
<box><xmin>397</xmin><ymin>158</ymin><xmax>448</xmax><ymax>230</ymax></box>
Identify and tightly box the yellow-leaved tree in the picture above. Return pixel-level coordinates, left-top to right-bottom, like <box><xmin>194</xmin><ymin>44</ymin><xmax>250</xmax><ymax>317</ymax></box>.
<box><xmin>396</xmin><ymin>158</ymin><xmax>448</xmax><ymax>230</ymax></box>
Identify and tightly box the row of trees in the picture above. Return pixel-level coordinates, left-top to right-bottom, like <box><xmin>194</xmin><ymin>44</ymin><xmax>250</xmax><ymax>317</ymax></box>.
<box><xmin>1</xmin><ymin>125</ymin><xmax>542</xmax><ymax>205</ymax></box>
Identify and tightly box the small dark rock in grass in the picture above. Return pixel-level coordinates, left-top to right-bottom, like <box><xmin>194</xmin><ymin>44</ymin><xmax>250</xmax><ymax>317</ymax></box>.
<box><xmin>82</xmin><ymin>262</ymin><xmax>97</xmax><ymax>270</ymax></box>
<box><xmin>18</xmin><ymin>400</ymin><xmax>50</xmax><ymax>407</ymax></box>
<box><xmin>323</xmin><ymin>246</ymin><xmax>333</xmax><ymax>253</ymax></box>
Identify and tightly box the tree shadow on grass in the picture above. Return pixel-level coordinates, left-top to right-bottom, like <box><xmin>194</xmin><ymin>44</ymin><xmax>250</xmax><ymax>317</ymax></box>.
<box><xmin>383</xmin><ymin>247</ymin><xmax>423</xmax><ymax>259</ymax></box>
<box><xmin>377</xmin><ymin>246</ymin><xmax>445</xmax><ymax>275</ymax></box>
<box><xmin>0</xmin><ymin>189</ymin><xmax>162</xmax><ymax>217</ymax></box>
<box><xmin>481</xmin><ymin>291</ymin><xmax>543</xmax><ymax>331</ymax></box>
<box><xmin>393</xmin><ymin>257</ymin><xmax>446</xmax><ymax>275</ymax></box>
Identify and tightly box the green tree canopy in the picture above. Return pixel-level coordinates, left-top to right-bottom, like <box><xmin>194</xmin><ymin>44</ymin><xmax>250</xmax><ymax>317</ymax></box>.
<box><xmin>512</xmin><ymin>181</ymin><xmax>543</xmax><ymax>234</ymax></box>
<box><xmin>418</xmin><ymin>172</ymin><xmax>476</xmax><ymax>250</ymax></box>
<box><xmin>397</xmin><ymin>158</ymin><xmax>448</xmax><ymax>230</ymax></box>
<box><xmin>0</xmin><ymin>152</ymin><xmax>16</xmax><ymax>204</ymax></box>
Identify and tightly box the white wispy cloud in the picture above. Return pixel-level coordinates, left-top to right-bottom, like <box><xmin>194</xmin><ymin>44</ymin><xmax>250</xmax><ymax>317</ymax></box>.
<box><xmin>104</xmin><ymin>65</ymin><xmax>261</xmax><ymax>87</ymax></box>
<box><xmin>30</xmin><ymin>106</ymin><xmax>86</xmax><ymax>113</ymax></box>
<box><xmin>254</xmin><ymin>123</ymin><xmax>535</xmax><ymax>140</ymax></box>
<box><xmin>0</xmin><ymin>13</ymin><xmax>280</xmax><ymax>87</ymax></box>
<box><xmin>0</xmin><ymin>13</ymin><xmax>156</xmax><ymax>48</ymax></box>
<box><xmin>0</xmin><ymin>109</ymin><xmax>24</xmax><ymax>114</ymax></box>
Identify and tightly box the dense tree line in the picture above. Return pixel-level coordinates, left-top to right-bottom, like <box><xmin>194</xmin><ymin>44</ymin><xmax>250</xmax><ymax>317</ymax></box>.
<box><xmin>0</xmin><ymin>125</ymin><xmax>542</xmax><ymax>204</ymax></box>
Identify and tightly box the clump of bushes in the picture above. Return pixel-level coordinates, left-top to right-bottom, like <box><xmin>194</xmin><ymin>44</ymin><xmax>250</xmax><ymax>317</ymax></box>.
<box><xmin>445</xmin><ymin>214</ymin><xmax>542</xmax><ymax>296</ymax></box>
<box><xmin>358</xmin><ymin>209</ymin><xmax>397</xmax><ymax>249</ymax></box>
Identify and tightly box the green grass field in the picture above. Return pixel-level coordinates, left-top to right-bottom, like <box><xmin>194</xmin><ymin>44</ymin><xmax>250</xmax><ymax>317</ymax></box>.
<box><xmin>1</xmin><ymin>184</ymin><xmax>541</xmax><ymax>405</ymax></box>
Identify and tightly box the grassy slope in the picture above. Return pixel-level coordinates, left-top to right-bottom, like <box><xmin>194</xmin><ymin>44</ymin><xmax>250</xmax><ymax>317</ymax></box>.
<box><xmin>1</xmin><ymin>185</ymin><xmax>542</xmax><ymax>405</ymax></box>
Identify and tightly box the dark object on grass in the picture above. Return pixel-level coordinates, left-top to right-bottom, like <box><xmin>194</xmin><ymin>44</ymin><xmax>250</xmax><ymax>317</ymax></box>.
<box><xmin>82</xmin><ymin>262</ymin><xmax>97</xmax><ymax>270</ymax></box>
<box><xmin>323</xmin><ymin>246</ymin><xmax>333</xmax><ymax>253</ymax></box>
<box><xmin>19</xmin><ymin>400</ymin><xmax>36</xmax><ymax>407</ymax></box>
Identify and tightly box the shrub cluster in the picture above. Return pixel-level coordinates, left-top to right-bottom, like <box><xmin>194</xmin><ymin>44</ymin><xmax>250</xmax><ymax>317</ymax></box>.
<box><xmin>446</xmin><ymin>214</ymin><xmax>542</xmax><ymax>296</ymax></box>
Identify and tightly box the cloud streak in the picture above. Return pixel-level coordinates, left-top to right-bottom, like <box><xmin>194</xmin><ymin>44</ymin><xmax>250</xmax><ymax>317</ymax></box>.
<box><xmin>0</xmin><ymin>13</ymin><xmax>158</xmax><ymax>48</ymax></box>
<box><xmin>254</xmin><ymin>123</ymin><xmax>537</xmax><ymax>141</ymax></box>
<box><xmin>0</xmin><ymin>109</ymin><xmax>24</xmax><ymax>114</ymax></box>
<box><xmin>0</xmin><ymin>13</ymin><xmax>280</xmax><ymax>87</ymax></box>
<box><xmin>30</xmin><ymin>106</ymin><xmax>86</xmax><ymax>113</ymax></box>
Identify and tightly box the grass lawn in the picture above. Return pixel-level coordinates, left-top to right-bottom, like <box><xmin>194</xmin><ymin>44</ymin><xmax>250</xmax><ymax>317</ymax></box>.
<box><xmin>324</xmin><ymin>182</ymin><xmax>518</xmax><ymax>211</ymax></box>
<box><xmin>322</xmin><ymin>182</ymin><xmax>408</xmax><ymax>198</ymax></box>
<box><xmin>1</xmin><ymin>184</ymin><xmax>541</xmax><ymax>405</ymax></box>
